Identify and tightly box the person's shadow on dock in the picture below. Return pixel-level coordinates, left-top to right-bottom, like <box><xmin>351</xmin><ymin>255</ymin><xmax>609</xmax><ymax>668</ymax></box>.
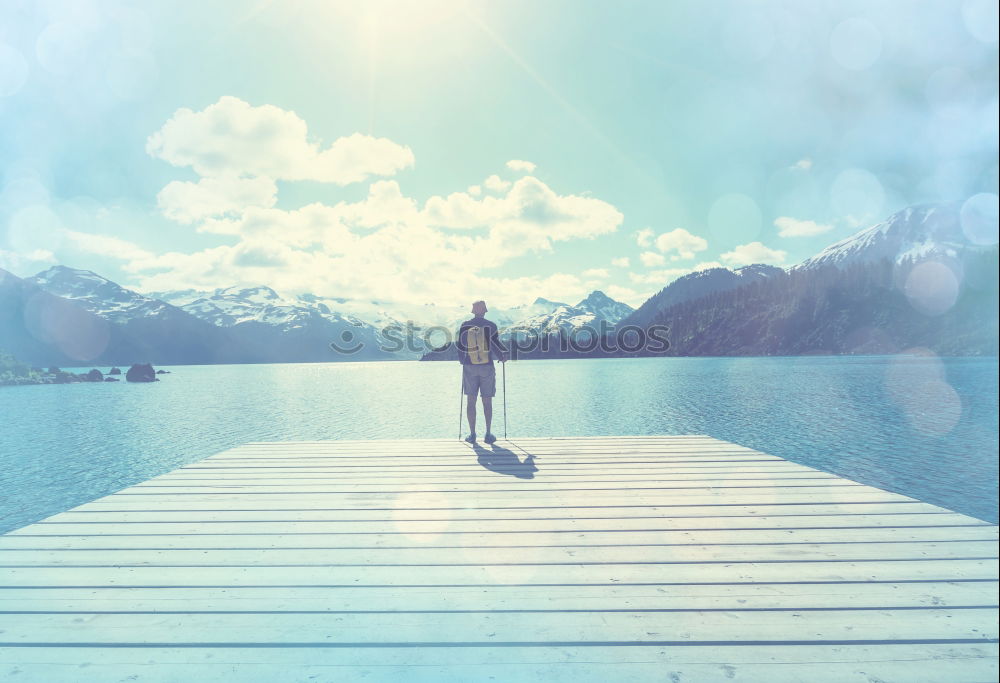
<box><xmin>470</xmin><ymin>442</ymin><xmax>538</xmax><ymax>479</ymax></box>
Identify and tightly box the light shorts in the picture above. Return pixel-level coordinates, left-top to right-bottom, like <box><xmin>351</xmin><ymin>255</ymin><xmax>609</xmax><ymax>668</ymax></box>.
<box><xmin>463</xmin><ymin>363</ymin><xmax>496</xmax><ymax>398</ymax></box>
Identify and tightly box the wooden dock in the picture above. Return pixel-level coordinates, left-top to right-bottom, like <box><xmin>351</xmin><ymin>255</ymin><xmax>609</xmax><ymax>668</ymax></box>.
<box><xmin>1</xmin><ymin>435</ymin><xmax>997</xmax><ymax>681</ymax></box>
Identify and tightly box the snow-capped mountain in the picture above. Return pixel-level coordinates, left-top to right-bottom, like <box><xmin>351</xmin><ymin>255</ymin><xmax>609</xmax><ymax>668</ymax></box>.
<box><xmin>503</xmin><ymin>291</ymin><xmax>635</xmax><ymax>337</ymax></box>
<box><xmin>147</xmin><ymin>287</ymin><xmax>634</xmax><ymax>350</ymax></box>
<box><xmin>157</xmin><ymin>286</ymin><xmax>417</xmax><ymax>359</ymax></box>
<box><xmin>794</xmin><ymin>202</ymin><xmax>975</xmax><ymax>271</ymax></box>
<box><xmin>295</xmin><ymin>294</ymin><xmax>410</xmax><ymax>336</ymax></box>
<box><xmin>13</xmin><ymin>266</ymin><xmax>238</xmax><ymax>365</ymax></box>
<box><xmin>147</xmin><ymin>288</ymin><xmax>205</xmax><ymax>307</ymax></box>
<box><xmin>27</xmin><ymin>266</ymin><xmax>176</xmax><ymax>323</ymax></box>
<box><xmin>154</xmin><ymin>289</ymin><xmax>467</xmax><ymax>336</ymax></box>
<box><xmin>491</xmin><ymin>298</ymin><xmax>566</xmax><ymax>329</ymax></box>
<box><xmin>577</xmin><ymin>290</ymin><xmax>634</xmax><ymax>323</ymax></box>
<box><xmin>178</xmin><ymin>286</ymin><xmax>353</xmax><ymax>330</ymax></box>
<box><xmin>23</xmin><ymin>265</ymin><xmax>633</xmax><ymax>362</ymax></box>
<box><xmin>154</xmin><ymin>287</ymin><xmax>437</xmax><ymax>356</ymax></box>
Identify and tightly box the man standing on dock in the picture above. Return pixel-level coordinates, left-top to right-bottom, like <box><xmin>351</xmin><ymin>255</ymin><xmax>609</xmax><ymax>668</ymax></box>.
<box><xmin>457</xmin><ymin>300</ymin><xmax>508</xmax><ymax>444</ymax></box>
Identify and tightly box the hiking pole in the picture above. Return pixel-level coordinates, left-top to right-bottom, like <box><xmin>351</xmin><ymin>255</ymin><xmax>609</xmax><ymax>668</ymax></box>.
<box><xmin>502</xmin><ymin>360</ymin><xmax>507</xmax><ymax>440</ymax></box>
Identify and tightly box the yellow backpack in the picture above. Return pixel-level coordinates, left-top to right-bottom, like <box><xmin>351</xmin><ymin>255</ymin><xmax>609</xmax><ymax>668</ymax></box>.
<box><xmin>466</xmin><ymin>326</ymin><xmax>490</xmax><ymax>364</ymax></box>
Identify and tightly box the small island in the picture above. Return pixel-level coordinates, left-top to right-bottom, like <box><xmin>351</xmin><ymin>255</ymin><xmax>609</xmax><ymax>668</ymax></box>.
<box><xmin>1</xmin><ymin>351</ymin><xmax>164</xmax><ymax>387</ymax></box>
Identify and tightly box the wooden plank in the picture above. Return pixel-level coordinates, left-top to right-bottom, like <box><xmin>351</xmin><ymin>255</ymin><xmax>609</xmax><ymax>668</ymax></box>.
<box><xmin>194</xmin><ymin>456</ymin><xmax>780</xmax><ymax>466</ymax></box>
<box><xmin>13</xmin><ymin>512</ymin><xmax>977</xmax><ymax>534</ymax></box>
<box><xmin>1</xmin><ymin>526</ymin><xmax>995</xmax><ymax>551</ymax></box>
<box><xmin>5</xmin><ymin>647</ymin><xmax>997</xmax><ymax>683</ymax></box>
<box><xmin>217</xmin><ymin>438</ymin><xmax>738</xmax><ymax>447</ymax></box>
<box><xmin>1</xmin><ymin>560</ymin><xmax>996</xmax><ymax>587</ymax></box>
<box><xmin>226</xmin><ymin>439</ymin><xmax>734</xmax><ymax>448</ymax></box>
<box><xmin>1</xmin><ymin>645</ymin><xmax>995</xmax><ymax>683</ymax></box>
<box><xmin>178</xmin><ymin>460</ymin><xmax>794</xmax><ymax>471</ymax></box>
<box><xmin>217</xmin><ymin>442</ymin><xmax>751</xmax><ymax>451</ymax></box>
<box><xmin>198</xmin><ymin>444</ymin><xmax>777</xmax><ymax>453</ymax></box>
<box><xmin>1</xmin><ymin>581</ymin><xmax>994</xmax><ymax>612</ymax></box>
<box><xmin>143</xmin><ymin>468</ymin><xmax>840</xmax><ymax>484</ymax></box>
<box><xmin>90</xmin><ymin>485</ymin><xmax>887</xmax><ymax>500</ymax></box>
<box><xmin>207</xmin><ymin>440</ymin><xmax>761</xmax><ymax>451</ymax></box>
<box><xmin>63</xmin><ymin>494</ymin><xmax>934</xmax><ymax>513</ymax></box>
<box><xmin>167</xmin><ymin>467</ymin><xmax>822</xmax><ymax>477</ymax></box>
<box><xmin>230</xmin><ymin>436</ymin><xmax>719</xmax><ymax>447</ymax></box>
<box><xmin>218</xmin><ymin>445</ymin><xmax>758</xmax><ymax>453</ymax></box>
<box><xmin>151</xmin><ymin>470</ymin><xmax>838</xmax><ymax>482</ymax></box>
<box><xmin>2</xmin><ymin>608</ymin><xmax>996</xmax><ymax>644</ymax></box>
<box><xmin>176</xmin><ymin>466</ymin><xmax>794</xmax><ymax>477</ymax></box>
<box><xmin>0</xmin><ymin>540</ymin><xmax>994</xmax><ymax>567</ymax></box>
<box><xmin>123</xmin><ymin>480</ymin><xmax>858</xmax><ymax>494</ymax></box>
<box><xmin>5</xmin><ymin>644</ymin><xmax>992</xmax><ymax>666</ymax></box>
<box><xmin>207</xmin><ymin>445</ymin><xmax>768</xmax><ymax>454</ymax></box>
<box><xmin>31</xmin><ymin>500</ymin><xmax>953</xmax><ymax>518</ymax></box>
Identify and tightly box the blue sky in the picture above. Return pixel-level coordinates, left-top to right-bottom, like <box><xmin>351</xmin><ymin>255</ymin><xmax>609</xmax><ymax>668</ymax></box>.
<box><xmin>1</xmin><ymin>0</ymin><xmax>997</xmax><ymax>307</ymax></box>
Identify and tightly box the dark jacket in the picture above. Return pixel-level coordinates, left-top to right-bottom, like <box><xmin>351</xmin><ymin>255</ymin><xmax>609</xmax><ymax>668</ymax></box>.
<box><xmin>456</xmin><ymin>316</ymin><xmax>508</xmax><ymax>365</ymax></box>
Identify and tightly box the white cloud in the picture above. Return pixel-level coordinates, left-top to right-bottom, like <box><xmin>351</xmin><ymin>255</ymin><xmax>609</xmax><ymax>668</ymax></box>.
<box><xmin>146</xmin><ymin>96</ymin><xmax>414</xmax><ymax>183</ymax></box>
<box><xmin>775</xmin><ymin>216</ymin><xmax>832</xmax><ymax>237</ymax></box>
<box><xmin>137</xmin><ymin>178</ymin><xmax>621</xmax><ymax>308</ymax></box>
<box><xmin>635</xmin><ymin>228</ymin><xmax>654</xmax><ymax>247</ymax></box>
<box><xmin>654</xmin><ymin>228</ymin><xmax>708</xmax><ymax>260</ymax></box>
<box><xmin>792</xmin><ymin>158</ymin><xmax>813</xmax><ymax>171</ymax></box>
<box><xmin>605</xmin><ymin>284</ymin><xmax>646</xmax><ymax>308</ymax></box>
<box><xmin>639</xmin><ymin>251</ymin><xmax>665</xmax><ymax>267</ymax></box>
<box><xmin>628</xmin><ymin>261</ymin><xmax>727</xmax><ymax>288</ymax></box>
<box><xmin>629</xmin><ymin>267</ymin><xmax>692</xmax><ymax>286</ymax></box>
<box><xmin>611</xmin><ymin>256</ymin><xmax>630</xmax><ymax>268</ymax></box>
<box><xmin>0</xmin><ymin>248</ymin><xmax>55</xmax><ymax>273</ymax></box>
<box><xmin>339</xmin><ymin>180</ymin><xmax>420</xmax><ymax>230</ymax></box>
<box><xmin>62</xmin><ymin>230</ymin><xmax>153</xmax><ymax>261</ymax></box>
<box><xmin>582</xmin><ymin>268</ymin><xmax>608</xmax><ymax>278</ymax></box>
<box><xmin>423</xmin><ymin>176</ymin><xmax>622</xmax><ymax>248</ymax></box>
<box><xmin>168</xmin><ymin>174</ymin><xmax>622</xmax><ymax>285</ymax></box>
<box><xmin>138</xmin><ymin>101</ymin><xmax>625</xmax><ymax>308</ymax></box>
<box><xmin>423</xmin><ymin>190</ymin><xmax>500</xmax><ymax>230</ymax></box>
<box><xmin>193</xmin><ymin>202</ymin><xmax>356</xmax><ymax>246</ymax></box>
<box><xmin>483</xmin><ymin>174</ymin><xmax>512</xmax><ymax>193</ymax></box>
<box><xmin>156</xmin><ymin>176</ymin><xmax>277</xmax><ymax>224</ymax></box>
<box><xmin>129</xmin><ymin>237</ymin><xmax>592</xmax><ymax>310</ymax></box>
<box><xmin>481</xmin><ymin>272</ymin><xmax>587</xmax><ymax>308</ymax></box>
<box><xmin>693</xmin><ymin>261</ymin><xmax>724</xmax><ymax>271</ymax></box>
<box><xmin>506</xmin><ymin>159</ymin><xmax>537</xmax><ymax>173</ymax></box>
<box><xmin>720</xmin><ymin>241</ymin><xmax>787</xmax><ymax>266</ymax></box>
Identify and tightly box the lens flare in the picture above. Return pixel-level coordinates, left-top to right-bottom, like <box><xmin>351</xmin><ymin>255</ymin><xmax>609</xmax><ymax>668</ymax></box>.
<box><xmin>960</xmin><ymin>193</ymin><xmax>999</xmax><ymax>246</ymax></box>
<box><xmin>23</xmin><ymin>291</ymin><xmax>111</xmax><ymax>361</ymax></box>
<box><xmin>902</xmin><ymin>260</ymin><xmax>961</xmax><ymax>316</ymax></box>
<box><xmin>885</xmin><ymin>349</ymin><xmax>962</xmax><ymax>437</ymax></box>
<box><xmin>831</xmin><ymin>169</ymin><xmax>884</xmax><ymax>220</ymax></box>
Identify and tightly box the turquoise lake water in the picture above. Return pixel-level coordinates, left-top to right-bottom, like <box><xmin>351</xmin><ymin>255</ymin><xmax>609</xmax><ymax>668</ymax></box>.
<box><xmin>0</xmin><ymin>355</ymin><xmax>997</xmax><ymax>532</ymax></box>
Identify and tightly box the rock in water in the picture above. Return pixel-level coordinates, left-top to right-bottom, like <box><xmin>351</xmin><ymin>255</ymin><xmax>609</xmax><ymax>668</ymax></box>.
<box><xmin>104</xmin><ymin>376</ymin><xmax>120</xmax><ymax>382</ymax></box>
<box><xmin>125</xmin><ymin>363</ymin><xmax>157</xmax><ymax>382</ymax></box>
<box><xmin>109</xmin><ymin>367</ymin><xmax>122</xmax><ymax>375</ymax></box>
<box><xmin>85</xmin><ymin>369</ymin><xmax>103</xmax><ymax>382</ymax></box>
